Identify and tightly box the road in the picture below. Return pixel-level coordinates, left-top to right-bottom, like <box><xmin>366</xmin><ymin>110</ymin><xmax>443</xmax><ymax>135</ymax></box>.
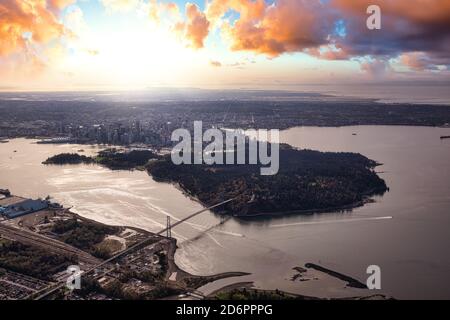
<box><xmin>32</xmin><ymin>198</ymin><xmax>236</xmax><ymax>300</ymax></box>
<box><xmin>0</xmin><ymin>223</ymin><xmax>101</xmax><ymax>266</ymax></box>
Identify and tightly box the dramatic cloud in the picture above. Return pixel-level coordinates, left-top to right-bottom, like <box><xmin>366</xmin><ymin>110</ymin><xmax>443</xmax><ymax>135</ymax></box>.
<box><xmin>214</xmin><ymin>0</ymin><xmax>335</xmax><ymax>57</ymax></box>
<box><xmin>305</xmin><ymin>44</ymin><xmax>350</xmax><ymax>61</ymax></box>
<box><xmin>201</xmin><ymin>0</ymin><xmax>450</xmax><ymax>70</ymax></box>
<box><xmin>48</xmin><ymin>0</ymin><xmax>75</xmax><ymax>11</ymax></box>
<box><xmin>399</xmin><ymin>52</ymin><xmax>444</xmax><ymax>71</ymax></box>
<box><xmin>206</xmin><ymin>0</ymin><xmax>266</xmax><ymax>23</ymax></box>
<box><xmin>330</xmin><ymin>0</ymin><xmax>450</xmax><ymax>65</ymax></box>
<box><xmin>332</xmin><ymin>0</ymin><xmax>450</xmax><ymax>25</ymax></box>
<box><xmin>0</xmin><ymin>0</ymin><xmax>70</xmax><ymax>57</ymax></box>
<box><xmin>174</xmin><ymin>3</ymin><xmax>210</xmax><ymax>49</ymax></box>
<box><xmin>2</xmin><ymin>0</ymin><xmax>449</xmax><ymax>86</ymax></box>
<box><xmin>137</xmin><ymin>0</ymin><xmax>449</xmax><ymax>74</ymax></box>
<box><xmin>148</xmin><ymin>0</ymin><xmax>180</xmax><ymax>23</ymax></box>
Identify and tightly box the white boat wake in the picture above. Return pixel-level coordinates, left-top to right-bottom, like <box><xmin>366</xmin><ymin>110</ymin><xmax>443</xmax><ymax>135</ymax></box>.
<box><xmin>270</xmin><ymin>216</ymin><xmax>393</xmax><ymax>228</ymax></box>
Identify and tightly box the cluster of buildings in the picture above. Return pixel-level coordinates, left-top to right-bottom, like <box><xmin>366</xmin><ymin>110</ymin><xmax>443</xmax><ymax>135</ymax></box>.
<box><xmin>0</xmin><ymin>269</ymin><xmax>50</xmax><ymax>300</ymax></box>
<box><xmin>0</xmin><ymin>196</ymin><xmax>49</xmax><ymax>220</ymax></box>
<box><xmin>0</xmin><ymin>118</ymin><xmax>176</xmax><ymax>148</ymax></box>
<box><xmin>119</xmin><ymin>240</ymin><xmax>166</xmax><ymax>275</ymax></box>
<box><xmin>57</xmin><ymin>120</ymin><xmax>174</xmax><ymax>147</ymax></box>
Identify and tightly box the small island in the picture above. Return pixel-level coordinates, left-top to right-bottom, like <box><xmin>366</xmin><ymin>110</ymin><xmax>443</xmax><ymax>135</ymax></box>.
<box><xmin>43</xmin><ymin>149</ymin><xmax>158</xmax><ymax>169</ymax></box>
<box><xmin>44</xmin><ymin>145</ymin><xmax>388</xmax><ymax>218</ymax></box>
<box><xmin>43</xmin><ymin>153</ymin><xmax>95</xmax><ymax>165</ymax></box>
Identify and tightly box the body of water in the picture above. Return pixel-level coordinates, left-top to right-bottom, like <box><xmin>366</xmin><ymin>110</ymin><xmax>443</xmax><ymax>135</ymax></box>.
<box><xmin>1</xmin><ymin>125</ymin><xmax>449</xmax><ymax>299</ymax></box>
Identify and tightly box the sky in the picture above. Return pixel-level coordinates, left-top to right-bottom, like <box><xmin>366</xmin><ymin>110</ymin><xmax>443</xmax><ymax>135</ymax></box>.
<box><xmin>0</xmin><ymin>0</ymin><xmax>449</xmax><ymax>91</ymax></box>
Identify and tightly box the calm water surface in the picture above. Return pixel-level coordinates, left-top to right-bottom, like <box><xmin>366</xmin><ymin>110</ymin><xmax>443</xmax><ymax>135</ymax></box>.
<box><xmin>1</xmin><ymin>126</ymin><xmax>450</xmax><ymax>299</ymax></box>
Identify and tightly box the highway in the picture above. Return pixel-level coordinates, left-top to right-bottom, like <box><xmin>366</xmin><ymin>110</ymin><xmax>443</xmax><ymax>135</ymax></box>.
<box><xmin>32</xmin><ymin>198</ymin><xmax>236</xmax><ymax>300</ymax></box>
<box><xmin>0</xmin><ymin>223</ymin><xmax>101</xmax><ymax>265</ymax></box>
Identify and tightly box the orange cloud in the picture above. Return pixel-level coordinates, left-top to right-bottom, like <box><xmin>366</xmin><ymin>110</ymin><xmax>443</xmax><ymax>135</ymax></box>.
<box><xmin>210</xmin><ymin>0</ymin><xmax>334</xmax><ymax>57</ymax></box>
<box><xmin>140</xmin><ymin>0</ymin><xmax>450</xmax><ymax>73</ymax></box>
<box><xmin>148</xmin><ymin>0</ymin><xmax>180</xmax><ymax>23</ymax></box>
<box><xmin>206</xmin><ymin>0</ymin><xmax>266</xmax><ymax>22</ymax></box>
<box><xmin>400</xmin><ymin>52</ymin><xmax>433</xmax><ymax>71</ymax></box>
<box><xmin>329</xmin><ymin>0</ymin><xmax>450</xmax><ymax>60</ymax></box>
<box><xmin>331</xmin><ymin>0</ymin><xmax>450</xmax><ymax>24</ymax></box>
<box><xmin>0</xmin><ymin>0</ymin><xmax>69</xmax><ymax>57</ymax></box>
<box><xmin>175</xmin><ymin>3</ymin><xmax>210</xmax><ymax>49</ymax></box>
<box><xmin>203</xmin><ymin>0</ymin><xmax>450</xmax><ymax>70</ymax></box>
<box><xmin>0</xmin><ymin>44</ymin><xmax>48</xmax><ymax>82</ymax></box>
<box><xmin>48</xmin><ymin>0</ymin><xmax>75</xmax><ymax>11</ymax></box>
<box><xmin>306</xmin><ymin>44</ymin><xmax>350</xmax><ymax>61</ymax></box>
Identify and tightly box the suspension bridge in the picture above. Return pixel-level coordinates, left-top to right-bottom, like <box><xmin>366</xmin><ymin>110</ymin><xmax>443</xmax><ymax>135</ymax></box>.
<box><xmin>31</xmin><ymin>198</ymin><xmax>236</xmax><ymax>300</ymax></box>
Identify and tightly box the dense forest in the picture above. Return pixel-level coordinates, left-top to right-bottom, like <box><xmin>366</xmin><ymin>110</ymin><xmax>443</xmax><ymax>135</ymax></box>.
<box><xmin>43</xmin><ymin>145</ymin><xmax>388</xmax><ymax>217</ymax></box>
<box><xmin>95</xmin><ymin>149</ymin><xmax>158</xmax><ymax>170</ymax></box>
<box><xmin>0</xmin><ymin>239</ymin><xmax>75</xmax><ymax>280</ymax></box>
<box><xmin>43</xmin><ymin>149</ymin><xmax>158</xmax><ymax>170</ymax></box>
<box><xmin>52</xmin><ymin>219</ymin><xmax>119</xmax><ymax>258</ymax></box>
<box><xmin>43</xmin><ymin>153</ymin><xmax>94</xmax><ymax>165</ymax></box>
<box><xmin>147</xmin><ymin>144</ymin><xmax>388</xmax><ymax>217</ymax></box>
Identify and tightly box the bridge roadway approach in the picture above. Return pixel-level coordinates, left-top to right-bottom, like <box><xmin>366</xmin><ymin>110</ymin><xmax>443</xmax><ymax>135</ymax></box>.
<box><xmin>31</xmin><ymin>198</ymin><xmax>236</xmax><ymax>300</ymax></box>
<box><xmin>0</xmin><ymin>222</ymin><xmax>101</xmax><ymax>265</ymax></box>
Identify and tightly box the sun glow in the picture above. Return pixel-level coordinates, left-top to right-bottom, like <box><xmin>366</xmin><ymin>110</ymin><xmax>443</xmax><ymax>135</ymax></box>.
<box><xmin>1</xmin><ymin>0</ymin><xmax>448</xmax><ymax>91</ymax></box>
<box><xmin>61</xmin><ymin>19</ymin><xmax>202</xmax><ymax>88</ymax></box>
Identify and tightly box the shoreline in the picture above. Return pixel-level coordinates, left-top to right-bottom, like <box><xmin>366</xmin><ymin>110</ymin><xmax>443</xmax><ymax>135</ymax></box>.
<box><xmin>63</xmin><ymin>210</ymin><xmax>251</xmax><ymax>291</ymax></box>
<box><xmin>169</xmin><ymin>180</ymin><xmax>383</xmax><ymax>220</ymax></box>
<box><xmin>1</xmin><ymin>122</ymin><xmax>450</xmax><ymax>146</ymax></box>
<box><xmin>304</xmin><ymin>263</ymin><xmax>367</xmax><ymax>289</ymax></box>
<box><xmin>0</xmin><ymin>189</ymin><xmax>391</xmax><ymax>300</ymax></box>
<box><xmin>0</xmin><ymin>191</ymin><xmax>250</xmax><ymax>299</ymax></box>
<box><xmin>41</xmin><ymin>147</ymin><xmax>388</xmax><ymax>220</ymax></box>
<box><xmin>3</xmin><ymin>139</ymin><xmax>394</xmax><ymax>299</ymax></box>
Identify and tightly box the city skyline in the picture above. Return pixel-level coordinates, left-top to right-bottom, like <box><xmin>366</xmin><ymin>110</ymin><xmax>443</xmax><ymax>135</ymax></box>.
<box><xmin>1</xmin><ymin>0</ymin><xmax>450</xmax><ymax>90</ymax></box>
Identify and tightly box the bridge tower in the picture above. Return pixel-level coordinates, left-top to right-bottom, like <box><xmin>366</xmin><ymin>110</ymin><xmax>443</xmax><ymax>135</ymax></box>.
<box><xmin>166</xmin><ymin>216</ymin><xmax>172</xmax><ymax>238</ymax></box>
